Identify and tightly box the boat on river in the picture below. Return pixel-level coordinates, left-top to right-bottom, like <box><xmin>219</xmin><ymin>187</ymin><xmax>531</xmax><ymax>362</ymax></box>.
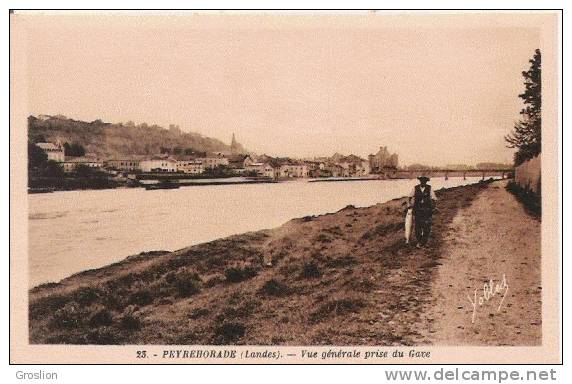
<box><xmin>144</xmin><ymin>180</ymin><xmax>180</xmax><ymax>190</ymax></box>
<box><xmin>28</xmin><ymin>187</ymin><xmax>55</xmax><ymax>194</ymax></box>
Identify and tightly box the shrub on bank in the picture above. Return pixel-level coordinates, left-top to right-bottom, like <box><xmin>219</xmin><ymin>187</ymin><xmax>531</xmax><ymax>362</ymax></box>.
<box><xmin>506</xmin><ymin>181</ymin><xmax>541</xmax><ymax>217</ymax></box>
<box><xmin>310</xmin><ymin>297</ymin><xmax>365</xmax><ymax>323</ymax></box>
<box><xmin>170</xmin><ymin>269</ymin><xmax>202</xmax><ymax>298</ymax></box>
<box><xmin>212</xmin><ymin>322</ymin><xmax>246</xmax><ymax>344</ymax></box>
<box><xmin>189</xmin><ymin>307</ymin><xmax>210</xmax><ymax>319</ymax></box>
<box><xmin>120</xmin><ymin>312</ymin><xmax>142</xmax><ymax>332</ymax></box>
<box><xmin>52</xmin><ymin>302</ymin><xmax>87</xmax><ymax>329</ymax></box>
<box><xmin>128</xmin><ymin>289</ymin><xmax>154</xmax><ymax>306</ymax></box>
<box><xmin>86</xmin><ymin>326</ymin><xmax>126</xmax><ymax>344</ymax></box>
<box><xmin>224</xmin><ymin>266</ymin><xmax>258</xmax><ymax>283</ymax></box>
<box><xmin>89</xmin><ymin>307</ymin><xmax>114</xmax><ymax>327</ymax></box>
<box><xmin>258</xmin><ymin>279</ymin><xmax>291</xmax><ymax>297</ymax></box>
<box><xmin>29</xmin><ymin>294</ymin><xmax>69</xmax><ymax>320</ymax></box>
<box><xmin>300</xmin><ymin>261</ymin><xmax>321</xmax><ymax>278</ymax></box>
<box><xmin>72</xmin><ymin>286</ymin><xmax>102</xmax><ymax>306</ymax></box>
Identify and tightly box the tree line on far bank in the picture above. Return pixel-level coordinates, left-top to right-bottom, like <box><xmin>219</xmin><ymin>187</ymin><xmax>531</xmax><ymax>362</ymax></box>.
<box><xmin>27</xmin><ymin>142</ymin><xmax>63</xmax><ymax>178</ymax></box>
<box><xmin>28</xmin><ymin>141</ymin><xmax>110</xmax><ymax>189</ymax></box>
<box><xmin>28</xmin><ymin>141</ymin><xmax>91</xmax><ymax>172</ymax></box>
<box><xmin>63</xmin><ymin>142</ymin><xmax>86</xmax><ymax>157</ymax></box>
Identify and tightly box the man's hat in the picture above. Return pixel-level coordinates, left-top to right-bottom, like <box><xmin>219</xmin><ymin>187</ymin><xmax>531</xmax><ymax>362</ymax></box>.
<box><xmin>417</xmin><ymin>176</ymin><xmax>430</xmax><ymax>182</ymax></box>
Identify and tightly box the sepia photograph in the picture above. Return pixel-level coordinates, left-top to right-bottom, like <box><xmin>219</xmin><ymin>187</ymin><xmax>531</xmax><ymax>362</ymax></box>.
<box><xmin>9</xmin><ymin>9</ymin><xmax>561</xmax><ymax>365</ymax></box>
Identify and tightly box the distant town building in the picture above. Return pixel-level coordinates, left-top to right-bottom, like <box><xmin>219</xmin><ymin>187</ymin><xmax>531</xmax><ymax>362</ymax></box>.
<box><xmin>256</xmin><ymin>154</ymin><xmax>276</xmax><ymax>164</ymax></box>
<box><xmin>140</xmin><ymin>157</ymin><xmax>178</xmax><ymax>172</ymax></box>
<box><xmin>245</xmin><ymin>161</ymin><xmax>264</xmax><ymax>174</ymax></box>
<box><xmin>244</xmin><ymin>162</ymin><xmax>277</xmax><ymax>178</ymax></box>
<box><xmin>279</xmin><ymin>163</ymin><xmax>309</xmax><ymax>178</ymax></box>
<box><xmin>176</xmin><ymin>159</ymin><xmax>204</xmax><ymax>175</ymax></box>
<box><xmin>227</xmin><ymin>154</ymin><xmax>249</xmax><ymax>170</ymax></box>
<box><xmin>368</xmin><ymin>146</ymin><xmax>398</xmax><ymax>173</ymax></box>
<box><xmin>357</xmin><ymin>161</ymin><xmax>370</xmax><ymax>176</ymax></box>
<box><xmin>262</xmin><ymin>164</ymin><xmax>276</xmax><ymax>179</ymax></box>
<box><xmin>305</xmin><ymin>160</ymin><xmax>325</xmax><ymax>177</ymax></box>
<box><xmin>325</xmin><ymin>163</ymin><xmax>345</xmax><ymax>178</ymax></box>
<box><xmin>243</xmin><ymin>155</ymin><xmax>256</xmax><ymax>168</ymax></box>
<box><xmin>36</xmin><ymin>142</ymin><xmax>65</xmax><ymax>162</ymax></box>
<box><xmin>105</xmin><ymin>158</ymin><xmax>141</xmax><ymax>172</ymax></box>
<box><xmin>330</xmin><ymin>153</ymin><xmax>346</xmax><ymax>164</ymax></box>
<box><xmin>340</xmin><ymin>154</ymin><xmax>370</xmax><ymax>176</ymax></box>
<box><xmin>61</xmin><ymin>157</ymin><xmax>103</xmax><ymax>173</ymax></box>
<box><xmin>199</xmin><ymin>155</ymin><xmax>230</xmax><ymax>170</ymax></box>
<box><xmin>304</xmin><ymin>161</ymin><xmax>319</xmax><ymax>171</ymax></box>
<box><xmin>319</xmin><ymin>154</ymin><xmax>370</xmax><ymax>177</ymax></box>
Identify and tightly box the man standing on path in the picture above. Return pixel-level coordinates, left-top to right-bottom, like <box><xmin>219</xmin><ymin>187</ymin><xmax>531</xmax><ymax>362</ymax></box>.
<box><xmin>409</xmin><ymin>176</ymin><xmax>438</xmax><ymax>248</ymax></box>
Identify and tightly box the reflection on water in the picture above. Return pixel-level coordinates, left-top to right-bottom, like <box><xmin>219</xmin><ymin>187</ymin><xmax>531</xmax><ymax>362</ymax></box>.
<box><xmin>29</xmin><ymin>211</ymin><xmax>69</xmax><ymax>220</ymax></box>
<box><xmin>28</xmin><ymin>177</ymin><xmax>487</xmax><ymax>287</ymax></box>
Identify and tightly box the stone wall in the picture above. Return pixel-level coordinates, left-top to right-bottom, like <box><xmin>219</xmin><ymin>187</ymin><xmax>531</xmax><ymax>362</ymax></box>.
<box><xmin>515</xmin><ymin>154</ymin><xmax>541</xmax><ymax>194</ymax></box>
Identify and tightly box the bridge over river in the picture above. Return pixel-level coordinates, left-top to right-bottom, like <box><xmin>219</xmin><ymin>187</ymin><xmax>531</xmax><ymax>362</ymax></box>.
<box><xmin>383</xmin><ymin>169</ymin><xmax>513</xmax><ymax>180</ymax></box>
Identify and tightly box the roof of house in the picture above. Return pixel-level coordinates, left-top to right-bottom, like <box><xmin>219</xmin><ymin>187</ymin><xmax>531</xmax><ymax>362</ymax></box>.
<box><xmin>36</xmin><ymin>142</ymin><xmax>62</xmax><ymax>151</ymax></box>
<box><xmin>172</xmin><ymin>155</ymin><xmax>197</xmax><ymax>161</ymax></box>
<box><xmin>345</xmin><ymin>154</ymin><xmax>366</xmax><ymax>163</ymax></box>
<box><xmin>142</xmin><ymin>156</ymin><xmax>178</xmax><ymax>162</ymax></box>
<box><xmin>63</xmin><ymin>156</ymin><xmax>103</xmax><ymax>163</ymax></box>
<box><xmin>106</xmin><ymin>154</ymin><xmax>147</xmax><ymax>161</ymax></box>
<box><xmin>227</xmin><ymin>154</ymin><xmax>249</xmax><ymax>162</ymax></box>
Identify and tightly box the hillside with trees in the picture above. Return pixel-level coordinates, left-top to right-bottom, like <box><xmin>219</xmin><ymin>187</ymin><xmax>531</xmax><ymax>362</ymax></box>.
<box><xmin>28</xmin><ymin>115</ymin><xmax>246</xmax><ymax>158</ymax></box>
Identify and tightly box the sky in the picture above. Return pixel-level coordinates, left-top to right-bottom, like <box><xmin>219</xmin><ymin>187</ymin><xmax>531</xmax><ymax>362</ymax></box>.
<box><xmin>18</xmin><ymin>13</ymin><xmax>541</xmax><ymax>166</ymax></box>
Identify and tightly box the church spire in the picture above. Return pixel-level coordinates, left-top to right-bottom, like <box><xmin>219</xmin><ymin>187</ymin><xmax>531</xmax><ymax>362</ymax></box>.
<box><xmin>230</xmin><ymin>133</ymin><xmax>239</xmax><ymax>154</ymax></box>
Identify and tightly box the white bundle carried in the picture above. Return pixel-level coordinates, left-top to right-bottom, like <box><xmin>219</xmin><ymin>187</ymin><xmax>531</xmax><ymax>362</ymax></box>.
<box><xmin>404</xmin><ymin>207</ymin><xmax>413</xmax><ymax>244</ymax></box>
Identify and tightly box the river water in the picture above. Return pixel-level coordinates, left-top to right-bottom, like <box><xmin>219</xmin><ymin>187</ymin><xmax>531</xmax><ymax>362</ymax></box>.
<box><xmin>28</xmin><ymin>177</ymin><xmax>486</xmax><ymax>287</ymax></box>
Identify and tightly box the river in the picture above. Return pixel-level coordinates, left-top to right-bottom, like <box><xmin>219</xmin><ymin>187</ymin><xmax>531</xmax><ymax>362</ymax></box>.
<box><xmin>28</xmin><ymin>177</ymin><xmax>488</xmax><ymax>287</ymax></box>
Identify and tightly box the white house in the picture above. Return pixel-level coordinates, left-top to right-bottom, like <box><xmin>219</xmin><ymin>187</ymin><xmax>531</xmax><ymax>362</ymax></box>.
<box><xmin>245</xmin><ymin>162</ymin><xmax>264</xmax><ymax>174</ymax></box>
<box><xmin>245</xmin><ymin>162</ymin><xmax>276</xmax><ymax>178</ymax></box>
<box><xmin>198</xmin><ymin>156</ymin><xmax>229</xmax><ymax>170</ymax></box>
<box><xmin>279</xmin><ymin>163</ymin><xmax>309</xmax><ymax>178</ymax></box>
<box><xmin>177</xmin><ymin>159</ymin><xmax>204</xmax><ymax>175</ymax></box>
<box><xmin>262</xmin><ymin>164</ymin><xmax>276</xmax><ymax>179</ymax></box>
<box><xmin>36</xmin><ymin>142</ymin><xmax>65</xmax><ymax>162</ymax></box>
<box><xmin>140</xmin><ymin>158</ymin><xmax>178</xmax><ymax>173</ymax></box>
<box><xmin>61</xmin><ymin>157</ymin><xmax>104</xmax><ymax>173</ymax></box>
<box><xmin>104</xmin><ymin>158</ymin><xmax>141</xmax><ymax>171</ymax></box>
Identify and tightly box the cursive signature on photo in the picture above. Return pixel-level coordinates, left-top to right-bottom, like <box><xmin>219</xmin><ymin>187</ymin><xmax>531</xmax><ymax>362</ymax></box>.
<box><xmin>466</xmin><ymin>274</ymin><xmax>509</xmax><ymax>324</ymax></box>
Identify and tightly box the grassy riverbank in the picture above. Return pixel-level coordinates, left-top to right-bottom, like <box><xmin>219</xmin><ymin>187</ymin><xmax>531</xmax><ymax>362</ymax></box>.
<box><xmin>30</xmin><ymin>180</ymin><xmax>500</xmax><ymax>345</ymax></box>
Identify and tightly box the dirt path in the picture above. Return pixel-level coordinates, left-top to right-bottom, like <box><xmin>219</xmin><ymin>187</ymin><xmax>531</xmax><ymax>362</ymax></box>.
<box><xmin>421</xmin><ymin>180</ymin><xmax>541</xmax><ymax>345</ymax></box>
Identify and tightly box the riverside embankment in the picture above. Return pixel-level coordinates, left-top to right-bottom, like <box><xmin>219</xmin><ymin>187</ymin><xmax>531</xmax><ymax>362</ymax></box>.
<box><xmin>29</xmin><ymin>179</ymin><xmax>540</xmax><ymax>345</ymax></box>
